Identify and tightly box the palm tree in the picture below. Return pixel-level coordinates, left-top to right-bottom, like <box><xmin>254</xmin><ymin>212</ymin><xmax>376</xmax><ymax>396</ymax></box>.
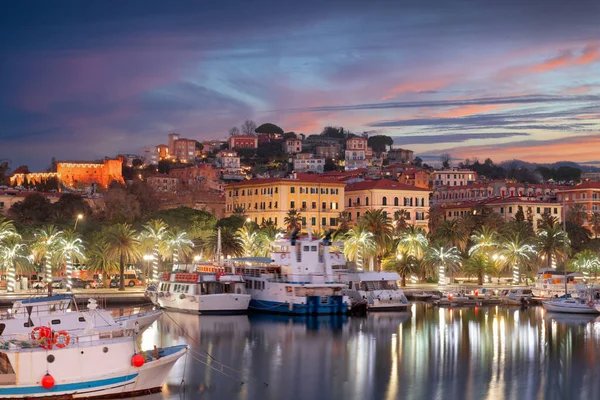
<box><xmin>86</xmin><ymin>241</ymin><xmax>119</xmax><ymax>288</ymax></box>
<box><xmin>104</xmin><ymin>224</ymin><xmax>142</xmax><ymax>291</ymax></box>
<box><xmin>392</xmin><ymin>209</ymin><xmax>410</xmax><ymax>236</ymax></box>
<box><xmin>359</xmin><ymin>209</ymin><xmax>393</xmax><ymax>270</ymax></box>
<box><xmin>425</xmin><ymin>243</ymin><xmax>462</xmax><ymax>285</ymax></box>
<box><xmin>0</xmin><ymin>235</ymin><xmax>32</xmax><ymax>292</ymax></box>
<box><xmin>536</xmin><ymin>224</ymin><xmax>569</xmax><ymax>268</ymax></box>
<box><xmin>567</xmin><ymin>204</ymin><xmax>588</xmax><ymax>227</ymax></box>
<box><xmin>162</xmin><ymin>229</ymin><xmax>194</xmax><ymax>270</ymax></box>
<box><xmin>383</xmin><ymin>253</ymin><xmax>419</xmax><ymax>286</ymax></box>
<box><xmin>435</xmin><ymin>219</ymin><xmax>469</xmax><ymax>253</ymax></box>
<box><xmin>203</xmin><ymin>227</ymin><xmax>243</xmax><ymax>259</ymax></box>
<box><xmin>237</xmin><ymin>224</ymin><xmax>259</xmax><ymax>257</ymax></box>
<box><xmin>570</xmin><ymin>250</ymin><xmax>600</xmax><ymax>281</ymax></box>
<box><xmin>463</xmin><ymin>254</ymin><xmax>493</xmax><ymax>285</ymax></box>
<box><xmin>55</xmin><ymin>230</ymin><xmax>86</xmax><ymax>291</ymax></box>
<box><xmin>256</xmin><ymin>224</ymin><xmax>282</xmax><ymax>257</ymax></box>
<box><xmin>500</xmin><ymin>233</ymin><xmax>536</xmax><ymax>284</ymax></box>
<box><xmin>284</xmin><ymin>209</ymin><xmax>302</xmax><ymax>233</ymax></box>
<box><xmin>140</xmin><ymin>219</ymin><xmax>169</xmax><ymax>283</ymax></box>
<box><xmin>0</xmin><ymin>217</ymin><xmax>18</xmax><ymax>242</ymax></box>
<box><xmin>343</xmin><ymin>226</ymin><xmax>377</xmax><ymax>271</ymax></box>
<box><xmin>468</xmin><ymin>226</ymin><xmax>498</xmax><ymax>257</ymax></box>
<box><xmin>337</xmin><ymin>211</ymin><xmax>351</xmax><ymax>232</ymax></box>
<box><xmin>31</xmin><ymin>225</ymin><xmax>64</xmax><ymax>295</ymax></box>
<box><xmin>397</xmin><ymin>225</ymin><xmax>428</xmax><ymax>260</ymax></box>
<box><xmin>590</xmin><ymin>212</ymin><xmax>600</xmax><ymax>239</ymax></box>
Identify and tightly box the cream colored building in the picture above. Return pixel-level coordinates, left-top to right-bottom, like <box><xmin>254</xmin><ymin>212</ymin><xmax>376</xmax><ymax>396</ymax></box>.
<box><xmin>344</xmin><ymin>179</ymin><xmax>431</xmax><ymax>230</ymax></box>
<box><xmin>225</xmin><ymin>174</ymin><xmax>345</xmax><ymax>230</ymax></box>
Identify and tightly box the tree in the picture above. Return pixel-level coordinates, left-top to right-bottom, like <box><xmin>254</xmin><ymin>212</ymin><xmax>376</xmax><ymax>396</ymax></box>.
<box><xmin>343</xmin><ymin>226</ymin><xmax>377</xmax><ymax>271</ymax></box>
<box><xmin>86</xmin><ymin>240</ymin><xmax>119</xmax><ymax>288</ymax></box>
<box><xmin>157</xmin><ymin>160</ymin><xmax>171</xmax><ymax>174</ymax></box>
<box><xmin>536</xmin><ymin>224</ymin><xmax>569</xmax><ymax>268</ymax></box>
<box><xmin>463</xmin><ymin>254</ymin><xmax>493</xmax><ymax>285</ymax></box>
<box><xmin>203</xmin><ymin>227</ymin><xmax>243</xmax><ymax>259</ymax></box>
<box><xmin>255</xmin><ymin>123</ymin><xmax>284</xmax><ymax>135</ymax></box>
<box><xmin>132</xmin><ymin>158</ymin><xmax>144</xmax><ymax>168</ymax></box>
<box><xmin>321</xmin><ymin>126</ymin><xmax>347</xmax><ymax>139</ymax></box>
<box><xmin>54</xmin><ymin>230</ymin><xmax>86</xmax><ymax>291</ymax></box>
<box><xmin>194</xmin><ymin>142</ymin><xmax>204</xmax><ymax>152</ymax></box>
<box><xmin>140</xmin><ymin>219</ymin><xmax>169</xmax><ymax>283</ymax></box>
<box><xmin>104</xmin><ymin>224</ymin><xmax>141</xmax><ymax>291</ymax></box>
<box><xmin>393</xmin><ymin>209</ymin><xmax>410</xmax><ymax>236</ymax></box>
<box><xmin>324</xmin><ymin>158</ymin><xmax>337</xmax><ymax>172</ymax></box>
<box><xmin>383</xmin><ymin>253</ymin><xmax>419</xmax><ymax>286</ymax></box>
<box><xmin>397</xmin><ymin>225</ymin><xmax>428</xmax><ymax>260</ymax></box>
<box><xmin>337</xmin><ymin>211</ymin><xmax>351</xmax><ymax>232</ymax></box>
<box><xmin>359</xmin><ymin>209</ymin><xmax>393</xmax><ymax>270</ymax></box>
<box><xmin>216</xmin><ymin>215</ymin><xmax>246</xmax><ymax>231</ymax></box>
<box><xmin>102</xmin><ymin>187</ymin><xmax>141</xmax><ymax>223</ymax></box>
<box><xmin>52</xmin><ymin>193</ymin><xmax>89</xmax><ymax>222</ymax></box>
<box><xmin>284</xmin><ymin>209</ymin><xmax>302</xmax><ymax>233</ymax></box>
<box><xmin>425</xmin><ymin>244</ymin><xmax>462</xmax><ymax>284</ymax></box>
<box><xmin>468</xmin><ymin>226</ymin><xmax>498</xmax><ymax>257</ymax></box>
<box><xmin>0</xmin><ymin>161</ymin><xmax>11</xmax><ymax>185</ymax></box>
<box><xmin>162</xmin><ymin>229</ymin><xmax>194</xmax><ymax>269</ymax></box>
<box><xmin>237</xmin><ymin>224</ymin><xmax>259</xmax><ymax>257</ymax></box>
<box><xmin>229</xmin><ymin>127</ymin><xmax>240</xmax><ymax>137</ymax></box>
<box><xmin>413</xmin><ymin>157</ymin><xmax>423</xmax><ymax>167</ymax></box>
<box><xmin>500</xmin><ymin>232</ymin><xmax>536</xmax><ymax>284</ymax></box>
<box><xmin>567</xmin><ymin>204</ymin><xmax>588</xmax><ymax>227</ymax></box>
<box><xmin>440</xmin><ymin>153</ymin><xmax>452</xmax><ymax>169</ymax></box>
<box><xmin>434</xmin><ymin>219</ymin><xmax>469</xmax><ymax>253</ymax></box>
<box><xmin>241</xmin><ymin>120</ymin><xmax>257</xmax><ymax>136</ymax></box>
<box><xmin>590</xmin><ymin>212</ymin><xmax>600</xmax><ymax>239</ymax></box>
<box><xmin>0</xmin><ymin>235</ymin><xmax>31</xmax><ymax>292</ymax></box>
<box><xmin>570</xmin><ymin>250</ymin><xmax>600</xmax><ymax>280</ymax></box>
<box><xmin>367</xmin><ymin>135</ymin><xmax>394</xmax><ymax>153</ymax></box>
<box><xmin>31</xmin><ymin>225</ymin><xmax>64</xmax><ymax>295</ymax></box>
<box><xmin>8</xmin><ymin>193</ymin><xmax>53</xmax><ymax>224</ymax></box>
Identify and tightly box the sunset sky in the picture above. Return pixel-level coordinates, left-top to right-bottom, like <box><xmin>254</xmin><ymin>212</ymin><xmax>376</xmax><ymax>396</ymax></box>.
<box><xmin>1</xmin><ymin>0</ymin><xmax>599</xmax><ymax>170</ymax></box>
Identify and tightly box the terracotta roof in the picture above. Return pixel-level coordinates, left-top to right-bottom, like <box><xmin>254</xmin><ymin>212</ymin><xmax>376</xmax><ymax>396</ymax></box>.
<box><xmin>345</xmin><ymin>179</ymin><xmax>430</xmax><ymax>192</ymax></box>
<box><xmin>225</xmin><ymin>175</ymin><xmax>346</xmax><ymax>188</ymax></box>
<box><xmin>557</xmin><ymin>182</ymin><xmax>600</xmax><ymax>191</ymax></box>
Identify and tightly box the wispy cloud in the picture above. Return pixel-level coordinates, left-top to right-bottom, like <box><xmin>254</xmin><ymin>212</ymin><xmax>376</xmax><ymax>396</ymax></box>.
<box><xmin>392</xmin><ymin>132</ymin><xmax>529</xmax><ymax>145</ymax></box>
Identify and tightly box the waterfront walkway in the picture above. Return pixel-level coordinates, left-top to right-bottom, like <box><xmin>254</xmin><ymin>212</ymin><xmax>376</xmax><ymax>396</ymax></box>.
<box><xmin>0</xmin><ymin>287</ymin><xmax>149</xmax><ymax>307</ymax></box>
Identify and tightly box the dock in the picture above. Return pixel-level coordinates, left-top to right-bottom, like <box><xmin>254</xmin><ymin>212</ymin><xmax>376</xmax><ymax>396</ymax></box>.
<box><xmin>0</xmin><ymin>288</ymin><xmax>150</xmax><ymax>308</ymax></box>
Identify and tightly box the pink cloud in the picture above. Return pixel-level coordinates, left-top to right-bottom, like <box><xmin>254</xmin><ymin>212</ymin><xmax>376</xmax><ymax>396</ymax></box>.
<box><xmin>381</xmin><ymin>78</ymin><xmax>451</xmax><ymax>101</ymax></box>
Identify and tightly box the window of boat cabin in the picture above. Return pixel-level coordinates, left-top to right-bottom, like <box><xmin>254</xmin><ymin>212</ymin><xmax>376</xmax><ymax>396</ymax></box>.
<box><xmin>0</xmin><ymin>352</ymin><xmax>15</xmax><ymax>383</ymax></box>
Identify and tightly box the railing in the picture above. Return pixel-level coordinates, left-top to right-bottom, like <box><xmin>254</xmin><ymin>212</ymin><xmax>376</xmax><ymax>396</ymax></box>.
<box><xmin>0</xmin><ymin>328</ymin><xmax>136</xmax><ymax>351</ymax></box>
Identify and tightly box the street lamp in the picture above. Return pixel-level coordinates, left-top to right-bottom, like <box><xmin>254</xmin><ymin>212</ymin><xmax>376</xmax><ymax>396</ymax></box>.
<box><xmin>143</xmin><ymin>254</ymin><xmax>154</xmax><ymax>284</ymax></box>
<box><xmin>73</xmin><ymin>214</ymin><xmax>84</xmax><ymax>230</ymax></box>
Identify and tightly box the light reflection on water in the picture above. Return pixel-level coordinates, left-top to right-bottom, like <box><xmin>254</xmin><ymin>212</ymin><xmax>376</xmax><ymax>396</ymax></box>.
<box><xmin>132</xmin><ymin>304</ymin><xmax>600</xmax><ymax>400</ymax></box>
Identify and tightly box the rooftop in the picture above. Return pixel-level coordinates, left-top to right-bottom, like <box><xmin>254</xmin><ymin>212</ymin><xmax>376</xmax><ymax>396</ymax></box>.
<box><xmin>345</xmin><ymin>179</ymin><xmax>430</xmax><ymax>192</ymax></box>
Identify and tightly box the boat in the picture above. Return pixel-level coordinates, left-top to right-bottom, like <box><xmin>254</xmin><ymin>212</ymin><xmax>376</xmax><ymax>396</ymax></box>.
<box><xmin>147</xmin><ymin>271</ymin><xmax>251</xmax><ymax>314</ymax></box>
<box><xmin>0</xmin><ymin>326</ymin><xmax>187</xmax><ymax>398</ymax></box>
<box><xmin>543</xmin><ymin>297</ymin><xmax>600</xmax><ymax>314</ymax></box>
<box><xmin>498</xmin><ymin>288</ymin><xmax>532</xmax><ymax>305</ymax></box>
<box><xmin>0</xmin><ymin>295</ymin><xmax>161</xmax><ymax>337</ymax></box>
<box><xmin>434</xmin><ymin>293</ymin><xmax>474</xmax><ymax>306</ymax></box>
<box><xmin>411</xmin><ymin>292</ymin><xmax>433</xmax><ymax>301</ymax></box>
<box><xmin>230</xmin><ymin>232</ymin><xmax>351</xmax><ymax>315</ymax></box>
<box><xmin>531</xmin><ymin>268</ymin><xmax>589</xmax><ymax>298</ymax></box>
<box><xmin>335</xmin><ymin>271</ymin><xmax>409</xmax><ymax>311</ymax></box>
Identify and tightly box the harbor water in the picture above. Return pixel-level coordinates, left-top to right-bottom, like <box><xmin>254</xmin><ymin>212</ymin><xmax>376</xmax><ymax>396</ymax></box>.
<box><xmin>137</xmin><ymin>303</ymin><xmax>600</xmax><ymax>400</ymax></box>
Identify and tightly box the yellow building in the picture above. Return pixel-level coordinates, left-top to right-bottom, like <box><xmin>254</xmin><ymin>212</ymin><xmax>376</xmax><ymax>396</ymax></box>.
<box><xmin>344</xmin><ymin>179</ymin><xmax>431</xmax><ymax>230</ymax></box>
<box><xmin>225</xmin><ymin>174</ymin><xmax>345</xmax><ymax>231</ymax></box>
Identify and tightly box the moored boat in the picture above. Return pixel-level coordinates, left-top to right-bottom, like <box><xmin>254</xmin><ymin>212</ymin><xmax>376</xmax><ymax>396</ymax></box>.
<box><xmin>147</xmin><ymin>271</ymin><xmax>251</xmax><ymax>314</ymax></box>
<box><xmin>336</xmin><ymin>271</ymin><xmax>409</xmax><ymax>311</ymax></box>
<box><xmin>543</xmin><ymin>298</ymin><xmax>600</xmax><ymax>314</ymax></box>
<box><xmin>0</xmin><ymin>326</ymin><xmax>187</xmax><ymax>398</ymax></box>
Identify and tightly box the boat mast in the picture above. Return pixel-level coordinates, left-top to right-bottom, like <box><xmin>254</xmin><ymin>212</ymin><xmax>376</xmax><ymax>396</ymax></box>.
<box><xmin>216</xmin><ymin>227</ymin><xmax>222</xmax><ymax>265</ymax></box>
<box><xmin>563</xmin><ymin>197</ymin><xmax>568</xmax><ymax>297</ymax></box>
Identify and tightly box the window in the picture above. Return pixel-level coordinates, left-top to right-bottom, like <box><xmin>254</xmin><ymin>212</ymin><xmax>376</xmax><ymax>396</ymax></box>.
<box><xmin>366</xmin><ymin>197</ymin><xmax>369</xmax><ymax>206</ymax></box>
<box><xmin>290</xmin><ymin>201</ymin><xmax>295</xmax><ymax>209</ymax></box>
<box><xmin>51</xmin><ymin>319</ymin><xmax>61</xmax><ymax>325</ymax></box>
<box><xmin>536</xmin><ymin>207</ymin><xmax>541</xmax><ymax>214</ymax></box>
<box><xmin>554</xmin><ymin>208</ymin><xmax>558</xmax><ymax>214</ymax></box>
<box><xmin>312</xmin><ymin>202</ymin><xmax>317</xmax><ymax>209</ymax></box>
<box><xmin>356</xmin><ymin>198</ymin><xmax>361</xmax><ymax>205</ymax></box>
<box><xmin>322</xmin><ymin>217</ymin><xmax>327</xmax><ymax>226</ymax></box>
<box><xmin>357</xmin><ymin>212</ymin><xmax>360</xmax><ymax>219</ymax></box>
<box><xmin>302</xmin><ymin>217</ymin><xmax>306</xmax><ymax>226</ymax></box>
<box><xmin>331</xmin><ymin>202</ymin><xmax>338</xmax><ymax>210</ymax></box>
<box><xmin>311</xmin><ymin>217</ymin><xmax>316</xmax><ymax>226</ymax></box>
<box><xmin>348</xmin><ymin>199</ymin><xmax>352</xmax><ymax>207</ymax></box>
<box><xmin>382</xmin><ymin>197</ymin><xmax>387</xmax><ymax>206</ymax></box>
<box><xmin>500</xmin><ymin>207</ymin><xmax>504</xmax><ymax>214</ymax></box>
<box><xmin>275</xmin><ymin>187</ymin><xmax>278</xmax><ymax>194</ymax></box>
<box><xmin>394</xmin><ymin>197</ymin><xmax>399</xmax><ymax>206</ymax></box>
<box><xmin>241</xmin><ymin>190</ymin><xmax>245</xmax><ymax>196</ymax></box>
<box><xmin>322</xmin><ymin>201</ymin><xmax>326</xmax><ymax>210</ymax></box>
<box><xmin>330</xmin><ymin>218</ymin><xmax>337</xmax><ymax>226</ymax></box>
<box><xmin>275</xmin><ymin>201</ymin><xmax>278</xmax><ymax>209</ymax></box>
<box><xmin>302</xmin><ymin>201</ymin><xmax>307</xmax><ymax>209</ymax></box>
<box><xmin>508</xmin><ymin>207</ymin><xmax>512</xmax><ymax>213</ymax></box>
<box><xmin>290</xmin><ymin>187</ymin><xmax>296</xmax><ymax>194</ymax></box>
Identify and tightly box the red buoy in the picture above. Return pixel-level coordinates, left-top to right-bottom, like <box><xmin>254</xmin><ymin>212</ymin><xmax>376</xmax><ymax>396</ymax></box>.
<box><xmin>41</xmin><ymin>374</ymin><xmax>55</xmax><ymax>389</ymax></box>
<box><xmin>131</xmin><ymin>354</ymin><xmax>145</xmax><ymax>367</ymax></box>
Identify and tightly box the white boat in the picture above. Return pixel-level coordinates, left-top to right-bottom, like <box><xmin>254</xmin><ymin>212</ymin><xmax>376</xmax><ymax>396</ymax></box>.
<box><xmin>147</xmin><ymin>271</ymin><xmax>251</xmax><ymax>314</ymax></box>
<box><xmin>434</xmin><ymin>293</ymin><xmax>473</xmax><ymax>306</ymax></box>
<box><xmin>498</xmin><ymin>288</ymin><xmax>532</xmax><ymax>305</ymax></box>
<box><xmin>532</xmin><ymin>268</ymin><xmax>588</xmax><ymax>298</ymax></box>
<box><xmin>543</xmin><ymin>298</ymin><xmax>600</xmax><ymax>314</ymax></box>
<box><xmin>1</xmin><ymin>295</ymin><xmax>161</xmax><ymax>337</ymax></box>
<box><xmin>230</xmin><ymin>234</ymin><xmax>351</xmax><ymax>315</ymax></box>
<box><xmin>0</xmin><ymin>326</ymin><xmax>186</xmax><ymax>398</ymax></box>
<box><xmin>335</xmin><ymin>271</ymin><xmax>409</xmax><ymax>311</ymax></box>
<box><xmin>411</xmin><ymin>292</ymin><xmax>433</xmax><ymax>301</ymax></box>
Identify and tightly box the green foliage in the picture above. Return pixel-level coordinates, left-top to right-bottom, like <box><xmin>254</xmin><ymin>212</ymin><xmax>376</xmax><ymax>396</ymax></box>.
<box><xmin>8</xmin><ymin>193</ymin><xmax>53</xmax><ymax>224</ymax></box>
<box><xmin>321</xmin><ymin>126</ymin><xmax>348</xmax><ymax>139</ymax></box>
<box><xmin>255</xmin><ymin>123</ymin><xmax>284</xmax><ymax>135</ymax></box>
<box><xmin>367</xmin><ymin>135</ymin><xmax>394</xmax><ymax>153</ymax></box>
<box><xmin>145</xmin><ymin>208</ymin><xmax>217</xmax><ymax>238</ymax></box>
<box><xmin>216</xmin><ymin>215</ymin><xmax>246</xmax><ymax>231</ymax></box>
<box><xmin>157</xmin><ymin>160</ymin><xmax>171</xmax><ymax>174</ymax></box>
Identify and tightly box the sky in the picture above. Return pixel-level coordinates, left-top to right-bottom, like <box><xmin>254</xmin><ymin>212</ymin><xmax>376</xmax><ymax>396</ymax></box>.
<box><xmin>1</xmin><ymin>0</ymin><xmax>599</xmax><ymax>170</ymax></box>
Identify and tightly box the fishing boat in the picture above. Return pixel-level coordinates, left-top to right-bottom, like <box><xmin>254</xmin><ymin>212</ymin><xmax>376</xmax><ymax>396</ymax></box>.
<box><xmin>147</xmin><ymin>271</ymin><xmax>251</xmax><ymax>314</ymax></box>
<box><xmin>0</xmin><ymin>326</ymin><xmax>187</xmax><ymax>398</ymax></box>
<box><xmin>230</xmin><ymin>232</ymin><xmax>351</xmax><ymax>315</ymax></box>
<box><xmin>335</xmin><ymin>271</ymin><xmax>409</xmax><ymax>311</ymax></box>
<box><xmin>1</xmin><ymin>295</ymin><xmax>161</xmax><ymax>336</ymax></box>
<box><xmin>498</xmin><ymin>288</ymin><xmax>532</xmax><ymax>305</ymax></box>
<box><xmin>543</xmin><ymin>297</ymin><xmax>600</xmax><ymax>314</ymax></box>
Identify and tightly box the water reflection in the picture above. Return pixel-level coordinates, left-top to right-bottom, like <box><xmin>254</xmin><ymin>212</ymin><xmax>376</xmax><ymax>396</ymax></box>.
<box><xmin>135</xmin><ymin>305</ymin><xmax>600</xmax><ymax>400</ymax></box>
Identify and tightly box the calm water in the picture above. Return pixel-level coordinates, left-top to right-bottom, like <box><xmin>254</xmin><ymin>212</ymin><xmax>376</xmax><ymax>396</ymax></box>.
<box><xmin>135</xmin><ymin>304</ymin><xmax>600</xmax><ymax>400</ymax></box>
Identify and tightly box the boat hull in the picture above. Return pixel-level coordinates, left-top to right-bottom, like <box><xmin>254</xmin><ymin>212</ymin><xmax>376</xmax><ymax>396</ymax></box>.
<box><xmin>154</xmin><ymin>293</ymin><xmax>251</xmax><ymax>314</ymax></box>
<box><xmin>114</xmin><ymin>309</ymin><xmax>162</xmax><ymax>330</ymax></box>
<box><xmin>543</xmin><ymin>301</ymin><xmax>599</xmax><ymax>314</ymax></box>
<box><xmin>0</xmin><ymin>344</ymin><xmax>187</xmax><ymax>399</ymax></box>
<box><xmin>249</xmin><ymin>298</ymin><xmax>349</xmax><ymax>315</ymax></box>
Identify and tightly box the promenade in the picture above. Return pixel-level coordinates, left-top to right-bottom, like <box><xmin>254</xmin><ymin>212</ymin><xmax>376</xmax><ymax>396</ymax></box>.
<box><xmin>0</xmin><ymin>287</ymin><xmax>149</xmax><ymax>307</ymax></box>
